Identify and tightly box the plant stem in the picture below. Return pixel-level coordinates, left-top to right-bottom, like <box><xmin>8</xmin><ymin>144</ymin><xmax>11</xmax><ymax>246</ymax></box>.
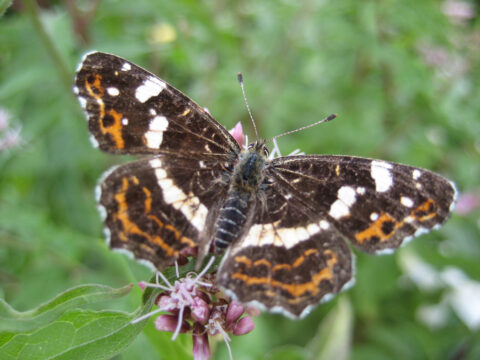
<box><xmin>24</xmin><ymin>0</ymin><xmax>72</xmax><ymax>90</ymax></box>
<box><xmin>0</xmin><ymin>0</ymin><xmax>13</xmax><ymax>16</ymax></box>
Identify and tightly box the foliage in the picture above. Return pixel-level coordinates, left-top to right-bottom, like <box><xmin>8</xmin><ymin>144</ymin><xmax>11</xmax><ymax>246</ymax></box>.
<box><xmin>1</xmin><ymin>0</ymin><xmax>479</xmax><ymax>359</ymax></box>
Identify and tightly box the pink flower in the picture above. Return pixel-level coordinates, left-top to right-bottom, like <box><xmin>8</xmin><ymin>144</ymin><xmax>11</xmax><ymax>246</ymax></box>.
<box><xmin>455</xmin><ymin>191</ymin><xmax>480</xmax><ymax>215</ymax></box>
<box><xmin>193</xmin><ymin>323</ymin><xmax>210</xmax><ymax>360</ymax></box>
<box><xmin>233</xmin><ymin>316</ymin><xmax>255</xmax><ymax>336</ymax></box>
<box><xmin>0</xmin><ymin>108</ymin><xmax>21</xmax><ymax>151</ymax></box>
<box><xmin>132</xmin><ymin>257</ymin><xmax>256</xmax><ymax>360</ymax></box>
<box><xmin>229</xmin><ymin>122</ymin><xmax>245</xmax><ymax>147</ymax></box>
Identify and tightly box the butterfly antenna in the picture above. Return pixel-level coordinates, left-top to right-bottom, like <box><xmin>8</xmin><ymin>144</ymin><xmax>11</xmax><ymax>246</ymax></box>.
<box><xmin>238</xmin><ymin>73</ymin><xmax>259</xmax><ymax>140</ymax></box>
<box><xmin>270</xmin><ymin>114</ymin><xmax>337</xmax><ymax>143</ymax></box>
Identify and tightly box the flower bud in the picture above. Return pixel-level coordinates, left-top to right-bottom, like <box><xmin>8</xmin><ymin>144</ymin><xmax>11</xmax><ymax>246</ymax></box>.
<box><xmin>233</xmin><ymin>316</ymin><xmax>255</xmax><ymax>335</ymax></box>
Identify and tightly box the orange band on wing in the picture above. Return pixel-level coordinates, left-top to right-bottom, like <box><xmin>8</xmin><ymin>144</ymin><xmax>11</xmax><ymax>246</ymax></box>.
<box><xmin>354</xmin><ymin>199</ymin><xmax>438</xmax><ymax>244</ymax></box>
<box><xmin>112</xmin><ymin>177</ymin><xmax>195</xmax><ymax>256</ymax></box>
<box><xmin>232</xmin><ymin>249</ymin><xmax>337</xmax><ymax>298</ymax></box>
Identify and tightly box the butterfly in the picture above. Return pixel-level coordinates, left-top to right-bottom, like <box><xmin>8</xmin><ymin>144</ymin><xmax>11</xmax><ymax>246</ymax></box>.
<box><xmin>74</xmin><ymin>52</ymin><xmax>457</xmax><ymax>318</ymax></box>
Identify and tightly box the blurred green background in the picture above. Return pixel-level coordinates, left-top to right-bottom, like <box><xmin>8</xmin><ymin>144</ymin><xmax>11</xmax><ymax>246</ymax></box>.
<box><xmin>1</xmin><ymin>0</ymin><xmax>479</xmax><ymax>359</ymax></box>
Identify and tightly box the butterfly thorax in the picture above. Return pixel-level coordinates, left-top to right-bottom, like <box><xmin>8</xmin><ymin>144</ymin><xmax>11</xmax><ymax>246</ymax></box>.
<box><xmin>214</xmin><ymin>141</ymin><xmax>269</xmax><ymax>252</ymax></box>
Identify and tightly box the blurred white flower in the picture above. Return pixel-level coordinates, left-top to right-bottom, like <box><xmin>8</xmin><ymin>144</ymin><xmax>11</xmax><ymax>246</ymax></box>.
<box><xmin>400</xmin><ymin>251</ymin><xmax>480</xmax><ymax>331</ymax></box>
<box><xmin>443</xmin><ymin>1</ymin><xmax>476</xmax><ymax>24</ymax></box>
<box><xmin>0</xmin><ymin>108</ymin><xmax>22</xmax><ymax>151</ymax></box>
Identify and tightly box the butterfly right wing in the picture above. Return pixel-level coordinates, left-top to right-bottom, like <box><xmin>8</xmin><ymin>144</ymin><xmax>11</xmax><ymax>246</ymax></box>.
<box><xmin>217</xmin><ymin>167</ymin><xmax>353</xmax><ymax>318</ymax></box>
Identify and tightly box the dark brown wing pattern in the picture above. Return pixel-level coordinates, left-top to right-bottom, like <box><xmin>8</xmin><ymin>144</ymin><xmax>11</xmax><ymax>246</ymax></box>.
<box><xmin>218</xmin><ymin>154</ymin><xmax>456</xmax><ymax>317</ymax></box>
<box><xmin>75</xmin><ymin>52</ymin><xmax>240</xmax><ymax>156</ymax></box>
<box><xmin>98</xmin><ymin>155</ymin><xmax>232</xmax><ymax>270</ymax></box>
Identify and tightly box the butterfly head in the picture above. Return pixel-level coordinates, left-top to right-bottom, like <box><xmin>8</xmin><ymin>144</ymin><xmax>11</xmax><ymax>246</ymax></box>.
<box><xmin>233</xmin><ymin>140</ymin><xmax>269</xmax><ymax>190</ymax></box>
<box><xmin>247</xmin><ymin>140</ymin><xmax>269</xmax><ymax>157</ymax></box>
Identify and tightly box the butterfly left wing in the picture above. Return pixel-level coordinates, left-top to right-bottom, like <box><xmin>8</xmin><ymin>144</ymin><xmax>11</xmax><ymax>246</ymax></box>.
<box><xmin>218</xmin><ymin>155</ymin><xmax>456</xmax><ymax>317</ymax></box>
<box><xmin>98</xmin><ymin>153</ymin><xmax>232</xmax><ymax>270</ymax></box>
<box><xmin>75</xmin><ymin>52</ymin><xmax>240</xmax><ymax>156</ymax></box>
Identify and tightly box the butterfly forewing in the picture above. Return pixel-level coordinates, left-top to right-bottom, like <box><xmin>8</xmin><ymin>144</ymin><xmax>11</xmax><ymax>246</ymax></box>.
<box><xmin>75</xmin><ymin>52</ymin><xmax>240</xmax><ymax>156</ymax></box>
<box><xmin>268</xmin><ymin>155</ymin><xmax>456</xmax><ymax>254</ymax></box>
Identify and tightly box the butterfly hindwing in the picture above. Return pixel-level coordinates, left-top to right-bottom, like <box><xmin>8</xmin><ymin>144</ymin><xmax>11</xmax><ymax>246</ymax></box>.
<box><xmin>75</xmin><ymin>52</ymin><xmax>240</xmax><ymax>156</ymax></box>
<box><xmin>218</xmin><ymin>229</ymin><xmax>353</xmax><ymax>318</ymax></box>
<box><xmin>98</xmin><ymin>155</ymin><xmax>232</xmax><ymax>270</ymax></box>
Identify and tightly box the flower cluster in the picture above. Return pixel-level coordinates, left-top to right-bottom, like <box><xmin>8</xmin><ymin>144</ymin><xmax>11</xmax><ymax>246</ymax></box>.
<box><xmin>133</xmin><ymin>257</ymin><xmax>257</xmax><ymax>360</ymax></box>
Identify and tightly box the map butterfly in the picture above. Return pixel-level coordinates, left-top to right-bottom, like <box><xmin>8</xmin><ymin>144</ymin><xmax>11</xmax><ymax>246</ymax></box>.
<box><xmin>74</xmin><ymin>52</ymin><xmax>457</xmax><ymax>318</ymax></box>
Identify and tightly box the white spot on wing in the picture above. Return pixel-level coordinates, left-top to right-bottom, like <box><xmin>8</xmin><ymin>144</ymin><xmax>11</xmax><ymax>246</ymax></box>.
<box><xmin>371</xmin><ymin>160</ymin><xmax>393</xmax><ymax>192</ymax></box>
<box><xmin>145</xmin><ymin>116</ymin><xmax>168</xmax><ymax>148</ymax></box>
<box><xmin>329</xmin><ymin>200</ymin><xmax>349</xmax><ymax>219</ymax></box>
<box><xmin>121</xmin><ymin>62</ymin><xmax>131</xmax><ymax>71</ymax></box>
<box><xmin>107</xmin><ymin>87</ymin><xmax>120</xmax><ymax>96</ymax></box>
<box><xmin>401</xmin><ymin>196</ymin><xmax>414</xmax><ymax>207</ymax></box>
<box><xmin>241</xmin><ymin>221</ymin><xmax>324</xmax><ymax>249</ymax></box>
<box><xmin>338</xmin><ymin>186</ymin><xmax>356</xmax><ymax>206</ymax></box>
<box><xmin>319</xmin><ymin>220</ymin><xmax>330</xmax><ymax>230</ymax></box>
<box><xmin>357</xmin><ymin>187</ymin><xmax>365</xmax><ymax>195</ymax></box>
<box><xmin>449</xmin><ymin>180</ymin><xmax>458</xmax><ymax>212</ymax></box>
<box><xmin>135</xmin><ymin>76</ymin><xmax>167</xmax><ymax>103</ymax></box>
<box><xmin>414</xmin><ymin>227</ymin><xmax>429</xmax><ymax>237</ymax></box>
<box><xmin>150</xmin><ymin>116</ymin><xmax>168</xmax><ymax>131</ymax></box>
<box><xmin>376</xmin><ymin>248</ymin><xmax>395</xmax><ymax>255</ymax></box>
<box><xmin>78</xmin><ymin>96</ymin><xmax>87</xmax><ymax>109</ymax></box>
<box><xmin>152</xmin><ymin>158</ymin><xmax>208</xmax><ymax>232</ymax></box>
<box><xmin>73</xmin><ymin>86</ymin><xmax>79</xmax><ymax>95</ymax></box>
<box><xmin>150</xmin><ymin>158</ymin><xmax>162</xmax><ymax>169</ymax></box>
<box><xmin>103</xmin><ymin>227</ymin><xmax>111</xmax><ymax>247</ymax></box>
<box><xmin>413</xmin><ymin>169</ymin><xmax>421</xmax><ymax>180</ymax></box>
<box><xmin>77</xmin><ymin>51</ymin><xmax>96</xmax><ymax>72</ymax></box>
<box><xmin>329</xmin><ymin>186</ymin><xmax>356</xmax><ymax>220</ymax></box>
<box><xmin>97</xmin><ymin>204</ymin><xmax>107</xmax><ymax>220</ymax></box>
<box><xmin>89</xmin><ymin>135</ymin><xmax>99</xmax><ymax>148</ymax></box>
<box><xmin>121</xmin><ymin>118</ymin><xmax>128</xmax><ymax>126</ymax></box>
<box><xmin>370</xmin><ymin>212</ymin><xmax>379</xmax><ymax>221</ymax></box>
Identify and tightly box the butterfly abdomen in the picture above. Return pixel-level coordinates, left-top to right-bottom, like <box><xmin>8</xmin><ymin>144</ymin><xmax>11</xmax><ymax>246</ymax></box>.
<box><xmin>214</xmin><ymin>145</ymin><xmax>269</xmax><ymax>251</ymax></box>
<box><xmin>214</xmin><ymin>190</ymin><xmax>251</xmax><ymax>251</ymax></box>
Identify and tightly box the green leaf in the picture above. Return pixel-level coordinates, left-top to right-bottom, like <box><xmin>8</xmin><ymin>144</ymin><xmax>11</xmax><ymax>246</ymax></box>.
<box><xmin>307</xmin><ymin>297</ymin><xmax>353</xmax><ymax>360</ymax></box>
<box><xmin>265</xmin><ymin>345</ymin><xmax>308</xmax><ymax>360</ymax></box>
<box><xmin>0</xmin><ymin>284</ymin><xmax>157</xmax><ymax>360</ymax></box>
<box><xmin>0</xmin><ymin>284</ymin><xmax>132</xmax><ymax>333</ymax></box>
<box><xmin>0</xmin><ymin>309</ymin><xmax>143</xmax><ymax>360</ymax></box>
